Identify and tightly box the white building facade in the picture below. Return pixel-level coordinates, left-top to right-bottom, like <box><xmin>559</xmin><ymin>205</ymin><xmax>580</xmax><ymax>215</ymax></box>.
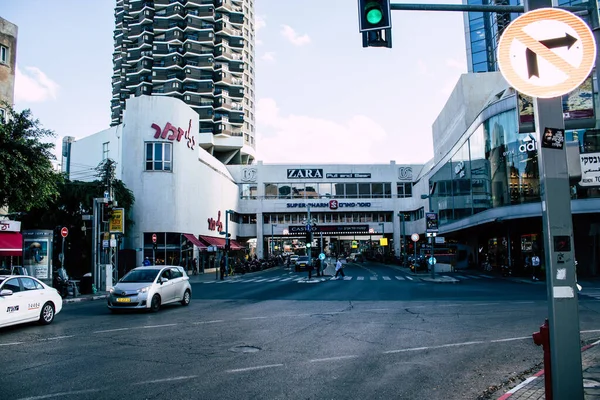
<box><xmin>67</xmin><ymin>96</ymin><xmax>432</xmax><ymax>270</ymax></box>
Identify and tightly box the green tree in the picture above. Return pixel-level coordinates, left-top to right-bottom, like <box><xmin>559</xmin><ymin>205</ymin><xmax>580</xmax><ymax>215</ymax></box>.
<box><xmin>0</xmin><ymin>105</ymin><xmax>63</xmax><ymax>212</ymax></box>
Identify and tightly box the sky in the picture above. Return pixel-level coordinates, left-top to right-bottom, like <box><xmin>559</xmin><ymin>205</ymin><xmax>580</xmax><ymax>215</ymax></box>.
<box><xmin>2</xmin><ymin>0</ymin><xmax>468</xmax><ymax>166</ymax></box>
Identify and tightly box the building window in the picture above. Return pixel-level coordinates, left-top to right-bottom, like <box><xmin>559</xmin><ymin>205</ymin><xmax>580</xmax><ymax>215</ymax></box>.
<box><xmin>145</xmin><ymin>142</ymin><xmax>172</xmax><ymax>171</ymax></box>
<box><xmin>0</xmin><ymin>45</ymin><xmax>7</xmax><ymax>64</ymax></box>
<box><xmin>397</xmin><ymin>182</ymin><xmax>413</xmax><ymax>198</ymax></box>
<box><xmin>102</xmin><ymin>142</ymin><xmax>110</xmax><ymax>160</ymax></box>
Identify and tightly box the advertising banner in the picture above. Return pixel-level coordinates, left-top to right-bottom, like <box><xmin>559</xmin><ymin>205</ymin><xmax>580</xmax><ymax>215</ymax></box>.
<box><xmin>109</xmin><ymin>208</ymin><xmax>125</xmax><ymax>233</ymax></box>
<box><xmin>518</xmin><ymin>75</ymin><xmax>595</xmax><ymax>133</ymax></box>
<box><xmin>22</xmin><ymin>230</ymin><xmax>53</xmax><ymax>280</ymax></box>
<box><xmin>425</xmin><ymin>212</ymin><xmax>439</xmax><ymax>233</ymax></box>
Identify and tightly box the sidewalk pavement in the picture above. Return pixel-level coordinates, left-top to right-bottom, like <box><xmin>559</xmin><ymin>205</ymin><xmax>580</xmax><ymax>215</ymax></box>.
<box><xmin>497</xmin><ymin>338</ymin><xmax>600</xmax><ymax>399</ymax></box>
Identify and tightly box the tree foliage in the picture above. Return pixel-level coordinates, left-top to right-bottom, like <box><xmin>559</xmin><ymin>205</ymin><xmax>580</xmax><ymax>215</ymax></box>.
<box><xmin>0</xmin><ymin>105</ymin><xmax>63</xmax><ymax>212</ymax></box>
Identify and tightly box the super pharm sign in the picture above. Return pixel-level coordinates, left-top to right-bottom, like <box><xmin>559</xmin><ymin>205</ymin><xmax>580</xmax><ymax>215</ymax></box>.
<box><xmin>151</xmin><ymin>120</ymin><xmax>195</xmax><ymax>150</ymax></box>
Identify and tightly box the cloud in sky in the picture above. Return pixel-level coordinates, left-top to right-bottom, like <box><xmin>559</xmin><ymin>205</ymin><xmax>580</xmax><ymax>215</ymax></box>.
<box><xmin>255</xmin><ymin>98</ymin><xmax>389</xmax><ymax>164</ymax></box>
<box><xmin>261</xmin><ymin>52</ymin><xmax>276</xmax><ymax>62</ymax></box>
<box><xmin>280</xmin><ymin>25</ymin><xmax>311</xmax><ymax>46</ymax></box>
<box><xmin>14</xmin><ymin>66</ymin><xmax>60</xmax><ymax>103</ymax></box>
<box><xmin>256</xmin><ymin>15</ymin><xmax>266</xmax><ymax>31</ymax></box>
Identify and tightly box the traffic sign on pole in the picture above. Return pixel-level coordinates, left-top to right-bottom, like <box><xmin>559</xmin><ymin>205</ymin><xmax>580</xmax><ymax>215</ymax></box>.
<box><xmin>152</xmin><ymin>233</ymin><xmax>157</xmax><ymax>243</ymax></box>
<box><xmin>497</xmin><ymin>8</ymin><xmax>596</xmax><ymax>98</ymax></box>
<box><xmin>411</xmin><ymin>233</ymin><xmax>420</xmax><ymax>242</ymax></box>
<box><xmin>61</xmin><ymin>227</ymin><xmax>69</xmax><ymax>238</ymax></box>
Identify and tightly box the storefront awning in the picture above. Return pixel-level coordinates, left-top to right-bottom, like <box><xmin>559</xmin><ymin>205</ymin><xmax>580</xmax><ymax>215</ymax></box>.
<box><xmin>183</xmin><ymin>233</ymin><xmax>207</xmax><ymax>250</ymax></box>
<box><xmin>0</xmin><ymin>232</ymin><xmax>23</xmax><ymax>256</ymax></box>
<box><xmin>198</xmin><ymin>235</ymin><xmax>245</xmax><ymax>250</ymax></box>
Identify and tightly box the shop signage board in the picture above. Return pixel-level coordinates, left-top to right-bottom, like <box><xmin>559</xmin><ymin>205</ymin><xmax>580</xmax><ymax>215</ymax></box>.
<box><xmin>497</xmin><ymin>8</ymin><xmax>596</xmax><ymax>99</ymax></box>
<box><xmin>109</xmin><ymin>208</ymin><xmax>125</xmax><ymax>233</ymax></box>
<box><xmin>0</xmin><ymin>220</ymin><xmax>21</xmax><ymax>232</ymax></box>
<box><xmin>288</xmin><ymin>225</ymin><xmax>369</xmax><ymax>234</ymax></box>
<box><xmin>425</xmin><ymin>212</ymin><xmax>439</xmax><ymax>234</ymax></box>
<box><xmin>580</xmin><ymin>151</ymin><xmax>600</xmax><ymax>186</ymax></box>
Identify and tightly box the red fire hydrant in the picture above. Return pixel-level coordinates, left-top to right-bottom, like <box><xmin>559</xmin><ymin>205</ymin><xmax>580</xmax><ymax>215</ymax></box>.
<box><xmin>532</xmin><ymin>318</ymin><xmax>552</xmax><ymax>400</ymax></box>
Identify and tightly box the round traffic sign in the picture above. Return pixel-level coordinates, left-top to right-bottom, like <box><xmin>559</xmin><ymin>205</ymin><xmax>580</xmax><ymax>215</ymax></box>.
<box><xmin>152</xmin><ymin>233</ymin><xmax>157</xmax><ymax>243</ymax></box>
<box><xmin>497</xmin><ymin>8</ymin><xmax>596</xmax><ymax>98</ymax></box>
<box><xmin>411</xmin><ymin>233</ymin><xmax>420</xmax><ymax>242</ymax></box>
<box><xmin>319</xmin><ymin>253</ymin><xmax>325</xmax><ymax>260</ymax></box>
<box><xmin>61</xmin><ymin>227</ymin><xmax>69</xmax><ymax>238</ymax></box>
<box><xmin>428</xmin><ymin>257</ymin><xmax>437</xmax><ymax>266</ymax></box>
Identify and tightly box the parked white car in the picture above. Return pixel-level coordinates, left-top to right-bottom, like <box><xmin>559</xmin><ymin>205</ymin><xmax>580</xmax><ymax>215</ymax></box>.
<box><xmin>107</xmin><ymin>266</ymin><xmax>192</xmax><ymax>312</ymax></box>
<box><xmin>0</xmin><ymin>275</ymin><xmax>63</xmax><ymax>328</ymax></box>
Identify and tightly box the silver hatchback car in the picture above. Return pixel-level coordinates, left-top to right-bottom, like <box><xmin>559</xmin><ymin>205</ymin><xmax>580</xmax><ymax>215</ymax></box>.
<box><xmin>107</xmin><ymin>266</ymin><xmax>192</xmax><ymax>312</ymax></box>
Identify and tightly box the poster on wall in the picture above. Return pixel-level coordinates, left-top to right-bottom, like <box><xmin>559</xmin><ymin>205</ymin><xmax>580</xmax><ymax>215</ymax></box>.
<box><xmin>580</xmin><ymin>152</ymin><xmax>600</xmax><ymax>187</ymax></box>
<box><xmin>22</xmin><ymin>230</ymin><xmax>53</xmax><ymax>280</ymax></box>
<box><xmin>518</xmin><ymin>75</ymin><xmax>595</xmax><ymax>133</ymax></box>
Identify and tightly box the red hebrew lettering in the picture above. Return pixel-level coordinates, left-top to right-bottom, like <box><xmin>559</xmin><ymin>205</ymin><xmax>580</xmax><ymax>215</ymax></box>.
<box><xmin>177</xmin><ymin>128</ymin><xmax>185</xmax><ymax>142</ymax></box>
<box><xmin>163</xmin><ymin>122</ymin><xmax>178</xmax><ymax>140</ymax></box>
<box><xmin>152</xmin><ymin>123</ymin><xmax>162</xmax><ymax>139</ymax></box>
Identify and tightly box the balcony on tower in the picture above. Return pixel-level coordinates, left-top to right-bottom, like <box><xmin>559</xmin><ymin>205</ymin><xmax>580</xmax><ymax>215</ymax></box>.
<box><xmin>129</xmin><ymin>1</ymin><xmax>155</xmax><ymax>14</ymax></box>
<box><xmin>184</xmin><ymin>42</ymin><xmax>213</xmax><ymax>57</ymax></box>
<box><xmin>152</xmin><ymin>70</ymin><xmax>185</xmax><ymax>82</ymax></box>
<box><xmin>186</xmin><ymin>6</ymin><xmax>215</xmax><ymax>19</ymax></box>
<box><xmin>183</xmin><ymin>31</ymin><xmax>215</xmax><ymax>44</ymax></box>
<box><xmin>183</xmin><ymin>68</ymin><xmax>213</xmax><ymax>81</ymax></box>
<box><xmin>153</xmin><ymin>55</ymin><xmax>185</xmax><ymax>69</ymax></box>
<box><xmin>215</xmin><ymin>21</ymin><xmax>242</xmax><ymax>37</ymax></box>
<box><xmin>185</xmin><ymin>17</ymin><xmax>215</xmax><ymax>31</ymax></box>
<box><xmin>182</xmin><ymin>81</ymin><xmax>215</xmax><ymax>95</ymax></box>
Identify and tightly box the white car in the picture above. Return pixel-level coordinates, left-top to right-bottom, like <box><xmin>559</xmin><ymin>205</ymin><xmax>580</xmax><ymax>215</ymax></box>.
<box><xmin>107</xmin><ymin>266</ymin><xmax>192</xmax><ymax>312</ymax></box>
<box><xmin>290</xmin><ymin>255</ymin><xmax>299</xmax><ymax>265</ymax></box>
<box><xmin>0</xmin><ymin>275</ymin><xmax>63</xmax><ymax>328</ymax></box>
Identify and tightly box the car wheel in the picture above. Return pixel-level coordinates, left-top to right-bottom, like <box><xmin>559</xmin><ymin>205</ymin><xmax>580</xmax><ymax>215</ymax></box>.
<box><xmin>181</xmin><ymin>289</ymin><xmax>191</xmax><ymax>306</ymax></box>
<box><xmin>39</xmin><ymin>302</ymin><xmax>55</xmax><ymax>325</ymax></box>
<box><xmin>150</xmin><ymin>294</ymin><xmax>161</xmax><ymax>312</ymax></box>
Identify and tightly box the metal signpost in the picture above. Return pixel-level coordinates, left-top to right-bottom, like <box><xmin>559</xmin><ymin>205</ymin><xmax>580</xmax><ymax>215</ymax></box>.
<box><xmin>497</xmin><ymin>2</ymin><xmax>595</xmax><ymax>396</ymax></box>
<box><xmin>152</xmin><ymin>233</ymin><xmax>157</xmax><ymax>265</ymax></box>
<box><xmin>411</xmin><ymin>233</ymin><xmax>419</xmax><ymax>266</ymax></box>
<box><xmin>425</xmin><ymin>212</ymin><xmax>438</xmax><ymax>279</ymax></box>
<box><xmin>60</xmin><ymin>227</ymin><xmax>68</xmax><ymax>269</ymax></box>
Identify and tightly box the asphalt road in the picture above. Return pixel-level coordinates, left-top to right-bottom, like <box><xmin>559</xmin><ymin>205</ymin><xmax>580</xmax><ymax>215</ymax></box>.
<box><xmin>2</xmin><ymin>261</ymin><xmax>600</xmax><ymax>400</ymax></box>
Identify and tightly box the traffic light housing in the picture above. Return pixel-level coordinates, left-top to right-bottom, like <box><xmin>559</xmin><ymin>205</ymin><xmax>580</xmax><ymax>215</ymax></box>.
<box><xmin>358</xmin><ymin>0</ymin><xmax>392</xmax><ymax>48</ymax></box>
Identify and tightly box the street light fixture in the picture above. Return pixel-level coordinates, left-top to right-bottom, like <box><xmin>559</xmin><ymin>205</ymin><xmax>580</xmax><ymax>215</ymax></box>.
<box><xmin>219</xmin><ymin>209</ymin><xmax>234</xmax><ymax>274</ymax></box>
<box><xmin>271</xmin><ymin>223</ymin><xmax>277</xmax><ymax>257</ymax></box>
<box><xmin>378</xmin><ymin>222</ymin><xmax>385</xmax><ymax>262</ymax></box>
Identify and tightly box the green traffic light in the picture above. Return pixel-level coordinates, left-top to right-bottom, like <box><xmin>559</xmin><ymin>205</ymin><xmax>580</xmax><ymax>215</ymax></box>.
<box><xmin>366</xmin><ymin>7</ymin><xmax>383</xmax><ymax>25</ymax></box>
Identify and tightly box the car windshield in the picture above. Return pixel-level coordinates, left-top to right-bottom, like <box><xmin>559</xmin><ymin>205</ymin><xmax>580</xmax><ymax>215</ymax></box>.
<box><xmin>298</xmin><ymin>256</ymin><xmax>309</xmax><ymax>261</ymax></box>
<box><xmin>120</xmin><ymin>269</ymin><xmax>160</xmax><ymax>283</ymax></box>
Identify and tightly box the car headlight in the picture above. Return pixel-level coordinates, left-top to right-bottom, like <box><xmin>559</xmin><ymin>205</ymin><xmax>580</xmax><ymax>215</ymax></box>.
<box><xmin>109</xmin><ymin>287</ymin><xmax>115</xmax><ymax>294</ymax></box>
<box><xmin>137</xmin><ymin>286</ymin><xmax>150</xmax><ymax>294</ymax></box>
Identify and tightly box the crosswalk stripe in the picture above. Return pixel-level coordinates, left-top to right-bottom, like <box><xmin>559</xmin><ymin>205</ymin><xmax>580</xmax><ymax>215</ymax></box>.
<box><xmin>265</xmin><ymin>278</ymin><xmax>280</xmax><ymax>282</ymax></box>
<box><xmin>280</xmin><ymin>278</ymin><xmax>293</xmax><ymax>282</ymax></box>
<box><xmin>343</xmin><ymin>276</ymin><xmax>352</xmax><ymax>280</ymax></box>
<box><xmin>405</xmin><ymin>276</ymin><xmax>413</xmax><ymax>281</ymax></box>
<box><xmin>395</xmin><ymin>276</ymin><xmax>405</xmax><ymax>280</ymax></box>
<box><xmin>254</xmin><ymin>278</ymin><xmax>269</xmax><ymax>282</ymax></box>
<box><xmin>480</xmin><ymin>275</ymin><xmax>494</xmax><ymax>279</ymax></box>
<box><xmin>382</xmin><ymin>276</ymin><xmax>391</xmax><ymax>280</ymax></box>
<box><xmin>370</xmin><ymin>276</ymin><xmax>377</xmax><ymax>280</ymax></box>
<box><xmin>454</xmin><ymin>275</ymin><xmax>469</xmax><ymax>279</ymax></box>
<box><xmin>357</xmin><ymin>276</ymin><xmax>365</xmax><ymax>281</ymax></box>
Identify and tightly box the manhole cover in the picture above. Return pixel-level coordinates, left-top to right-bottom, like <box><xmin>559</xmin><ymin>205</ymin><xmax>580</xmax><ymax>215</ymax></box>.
<box><xmin>230</xmin><ymin>345</ymin><xmax>261</xmax><ymax>353</ymax></box>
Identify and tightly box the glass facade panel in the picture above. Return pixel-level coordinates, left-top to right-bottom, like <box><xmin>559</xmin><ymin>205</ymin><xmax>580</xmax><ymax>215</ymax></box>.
<box><xmin>265</xmin><ymin>183</ymin><xmax>277</xmax><ymax>199</ymax></box>
<box><xmin>291</xmin><ymin>183</ymin><xmax>304</xmax><ymax>198</ymax></box>
<box><xmin>317</xmin><ymin>183</ymin><xmax>332</xmax><ymax>198</ymax></box>
<box><xmin>470</xmin><ymin>125</ymin><xmax>492</xmax><ymax>214</ymax></box>
<box><xmin>452</xmin><ymin>141</ymin><xmax>472</xmax><ymax>220</ymax></box>
<box><xmin>333</xmin><ymin>183</ymin><xmax>344</xmax><ymax>198</ymax></box>
<box><xmin>279</xmin><ymin>184</ymin><xmax>292</xmax><ymax>199</ymax></box>
<box><xmin>345</xmin><ymin>183</ymin><xmax>358</xmax><ymax>199</ymax></box>
<box><xmin>358</xmin><ymin>183</ymin><xmax>371</xmax><ymax>198</ymax></box>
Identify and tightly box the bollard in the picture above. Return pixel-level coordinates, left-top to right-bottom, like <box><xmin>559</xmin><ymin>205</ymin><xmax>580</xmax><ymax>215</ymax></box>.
<box><xmin>532</xmin><ymin>318</ymin><xmax>552</xmax><ymax>400</ymax></box>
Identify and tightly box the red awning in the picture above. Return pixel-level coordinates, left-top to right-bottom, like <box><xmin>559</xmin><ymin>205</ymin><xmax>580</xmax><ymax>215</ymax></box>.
<box><xmin>198</xmin><ymin>235</ymin><xmax>245</xmax><ymax>250</ymax></box>
<box><xmin>183</xmin><ymin>233</ymin><xmax>208</xmax><ymax>250</ymax></box>
<box><xmin>0</xmin><ymin>232</ymin><xmax>23</xmax><ymax>256</ymax></box>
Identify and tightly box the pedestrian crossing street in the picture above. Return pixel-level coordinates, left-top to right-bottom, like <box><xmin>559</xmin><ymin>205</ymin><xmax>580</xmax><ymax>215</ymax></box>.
<box><xmin>199</xmin><ymin>273</ymin><xmax>498</xmax><ymax>284</ymax></box>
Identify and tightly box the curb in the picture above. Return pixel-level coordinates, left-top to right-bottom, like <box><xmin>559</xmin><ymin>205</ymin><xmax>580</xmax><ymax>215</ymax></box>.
<box><xmin>497</xmin><ymin>338</ymin><xmax>600</xmax><ymax>399</ymax></box>
<box><xmin>63</xmin><ymin>294</ymin><xmax>108</xmax><ymax>305</ymax></box>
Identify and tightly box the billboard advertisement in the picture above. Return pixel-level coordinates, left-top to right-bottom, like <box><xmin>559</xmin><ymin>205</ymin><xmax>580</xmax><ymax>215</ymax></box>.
<box><xmin>22</xmin><ymin>230</ymin><xmax>53</xmax><ymax>281</ymax></box>
<box><xmin>518</xmin><ymin>75</ymin><xmax>595</xmax><ymax>133</ymax></box>
<box><xmin>425</xmin><ymin>212</ymin><xmax>439</xmax><ymax>233</ymax></box>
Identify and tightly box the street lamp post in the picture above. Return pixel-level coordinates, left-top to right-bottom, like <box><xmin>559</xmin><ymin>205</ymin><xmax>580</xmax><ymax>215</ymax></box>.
<box><xmin>399</xmin><ymin>211</ymin><xmax>406</xmax><ymax>265</ymax></box>
<box><xmin>271</xmin><ymin>224</ymin><xmax>277</xmax><ymax>257</ymax></box>
<box><xmin>219</xmin><ymin>210</ymin><xmax>233</xmax><ymax>275</ymax></box>
<box><xmin>378</xmin><ymin>222</ymin><xmax>385</xmax><ymax>262</ymax></box>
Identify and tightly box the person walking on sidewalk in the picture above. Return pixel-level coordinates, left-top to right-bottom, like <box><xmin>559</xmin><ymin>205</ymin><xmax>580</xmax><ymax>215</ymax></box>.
<box><xmin>334</xmin><ymin>258</ymin><xmax>345</xmax><ymax>280</ymax></box>
<box><xmin>219</xmin><ymin>257</ymin><xmax>225</xmax><ymax>280</ymax></box>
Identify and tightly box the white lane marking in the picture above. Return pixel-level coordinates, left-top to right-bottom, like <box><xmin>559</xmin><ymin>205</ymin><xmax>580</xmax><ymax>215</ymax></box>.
<box><xmin>454</xmin><ymin>275</ymin><xmax>470</xmax><ymax>279</ymax></box>
<box><xmin>480</xmin><ymin>275</ymin><xmax>494</xmax><ymax>279</ymax></box>
<box><xmin>266</xmin><ymin>278</ymin><xmax>280</xmax><ymax>282</ymax></box>
<box><xmin>506</xmin><ymin>376</ymin><xmax>538</xmax><ymax>394</ymax></box>
<box><xmin>395</xmin><ymin>276</ymin><xmax>405</xmax><ymax>280</ymax></box>
<box><xmin>309</xmin><ymin>355</ymin><xmax>359</xmax><ymax>362</ymax></box>
<box><xmin>370</xmin><ymin>276</ymin><xmax>377</xmax><ymax>280</ymax></box>
<box><xmin>490</xmin><ymin>336</ymin><xmax>530</xmax><ymax>343</ymax></box>
<box><xmin>357</xmin><ymin>276</ymin><xmax>365</xmax><ymax>281</ymax></box>
<box><xmin>405</xmin><ymin>276</ymin><xmax>413</xmax><ymax>281</ymax></box>
<box><xmin>382</xmin><ymin>276</ymin><xmax>391</xmax><ymax>281</ymax></box>
<box><xmin>203</xmin><ymin>281</ymin><xmax>217</xmax><ymax>284</ymax></box>
<box><xmin>365</xmin><ymin>308</ymin><xmax>390</xmax><ymax>312</ymax></box>
<box><xmin>14</xmin><ymin>388</ymin><xmax>101</xmax><ymax>400</ymax></box>
<box><xmin>133</xmin><ymin>375</ymin><xmax>198</xmax><ymax>385</ymax></box>
<box><xmin>581</xmin><ymin>329</ymin><xmax>600</xmax><ymax>334</ymax></box>
<box><xmin>193</xmin><ymin>320</ymin><xmax>224</xmax><ymax>325</ymax></box>
<box><xmin>0</xmin><ymin>342</ymin><xmax>23</xmax><ymax>346</ymax></box>
<box><xmin>142</xmin><ymin>324</ymin><xmax>177</xmax><ymax>329</ymax></box>
<box><xmin>343</xmin><ymin>276</ymin><xmax>352</xmax><ymax>280</ymax></box>
<box><xmin>44</xmin><ymin>335</ymin><xmax>75</xmax><ymax>341</ymax></box>
<box><xmin>471</xmin><ymin>303</ymin><xmax>496</xmax><ymax>307</ymax></box>
<box><xmin>254</xmin><ymin>278</ymin><xmax>269</xmax><ymax>282</ymax></box>
<box><xmin>512</xmin><ymin>301</ymin><xmax>535</xmax><ymax>304</ymax></box>
<box><xmin>467</xmin><ymin>275</ymin><xmax>482</xmax><ymax>279</ymax></box>
<box><xmin>280</xmin><ymin>278</ymin><xmax>293</xmax><ymax>282</ymax></box>
<box><xmin>241</xmin><ymin>316</ymin><xmax>268</xmax><ymax>320</ymax></box>
<box><xmin>94</xmin><ymin>328</ymin><xmax>130</xmax><ymax>334</ymax></box>
<box><xmin>227</xmin><ymin>364</ymin><xmax>284</xmax><ymax>373</ymax></box>
<box><xmin>384</xmin><ymin>340</ymin><xmax>484</xmax><ymax>354</ymax></box>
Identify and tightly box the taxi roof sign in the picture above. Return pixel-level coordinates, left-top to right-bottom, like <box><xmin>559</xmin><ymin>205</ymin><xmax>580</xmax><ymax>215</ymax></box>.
<box><xmin>497</xmin><ymin>8</ymin><xmax>596</xmax><ymax>98</ymax></box>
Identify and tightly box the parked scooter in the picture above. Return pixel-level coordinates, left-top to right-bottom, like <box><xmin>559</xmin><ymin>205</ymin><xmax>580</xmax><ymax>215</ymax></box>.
<box><xmin>53</xmin><ymin>267</ymin><xmax>70</xmax><ymax>298</ymax></box>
